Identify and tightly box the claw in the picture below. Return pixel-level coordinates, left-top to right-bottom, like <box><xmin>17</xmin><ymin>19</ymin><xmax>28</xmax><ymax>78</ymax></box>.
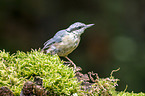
<box><xmin>65</xmin><ymin>56</ymin><xmax>76</xmax><ymax>71</ymax></box>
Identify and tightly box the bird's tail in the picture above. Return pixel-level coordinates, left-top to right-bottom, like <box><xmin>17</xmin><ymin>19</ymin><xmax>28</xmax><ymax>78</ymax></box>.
<box><xmin>41</xmin><ymin>47</ymin><xmax>45</xmax><ymax>53</ymax></box>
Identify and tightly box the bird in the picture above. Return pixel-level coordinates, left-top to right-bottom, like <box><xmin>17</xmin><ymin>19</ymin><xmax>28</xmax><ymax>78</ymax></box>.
<box><xmin>42</xmin><ymin>22</ymin><xmax>94</xmax><ymax>69</ymax></box>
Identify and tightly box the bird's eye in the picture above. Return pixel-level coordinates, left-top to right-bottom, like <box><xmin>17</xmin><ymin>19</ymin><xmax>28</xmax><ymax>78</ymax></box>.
<box><xmin>78</xmin><ymin>26</ymin><xmax>84</xmax><ymax>29</ymax></box>
<box><xmin>78</xmin><ymin>26</ymin><xmax>82</xmax><ymax>29</ymax></box>
<box><xmin>68</xmin><ymin>25</ymin><xmax>85</xmax><ymax>32</ymax></box>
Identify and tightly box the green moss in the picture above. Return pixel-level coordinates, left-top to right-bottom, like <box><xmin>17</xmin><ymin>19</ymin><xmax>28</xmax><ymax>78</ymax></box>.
<box><xmin>0</xmin><ymin>49</ymin><xmax>80</xmax><ymax>95</ymax></box>
<box><xmin>0</xmin><ymin>49</ymin><xmax>145</xmax><ymax>96</ymax></box>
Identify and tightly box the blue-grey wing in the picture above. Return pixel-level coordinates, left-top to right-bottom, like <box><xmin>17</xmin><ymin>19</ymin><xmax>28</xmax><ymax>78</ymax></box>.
<box><xmin>42</xmin><ymin>30</ymin><xmax>67</xmax><ymax>49</ymax></box>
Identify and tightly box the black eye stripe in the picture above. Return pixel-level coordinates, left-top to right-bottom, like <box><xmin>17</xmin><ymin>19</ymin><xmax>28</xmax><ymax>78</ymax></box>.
<box><xmin>77</xmin><ymin>25</ymin><xmax>85</xmax><ymax>29</ymax></box>
<box><xmin>69</xmin><ymin>25</ymin><xmax>85</xmax><ymax>32</ymax></box>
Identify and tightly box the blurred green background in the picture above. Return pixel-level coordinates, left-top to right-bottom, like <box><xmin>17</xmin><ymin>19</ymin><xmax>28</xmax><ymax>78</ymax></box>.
<box><xmin>0</xmin><ymin>0</ymin><xmax>145</xmax><ymax>93</ymax></box>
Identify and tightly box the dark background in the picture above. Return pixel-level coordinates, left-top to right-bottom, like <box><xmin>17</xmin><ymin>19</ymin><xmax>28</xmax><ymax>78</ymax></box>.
<box><xmin>1</xmin><ymin>0</ymin><xmax>145</xmax><ymax>92</ymax></box>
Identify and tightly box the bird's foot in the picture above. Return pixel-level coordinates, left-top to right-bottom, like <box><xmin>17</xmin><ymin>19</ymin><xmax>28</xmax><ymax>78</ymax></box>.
<box><xmin>64</xmin><ymin>57</ymin><xmax>76</xmax><ymax>71</ymax></box>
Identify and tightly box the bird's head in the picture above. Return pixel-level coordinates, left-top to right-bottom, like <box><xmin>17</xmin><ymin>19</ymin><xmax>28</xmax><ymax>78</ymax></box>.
<box><xmin>66</xmin><ymin>22</ymin><xmax>94</xmax><ymax>36</ymax></box>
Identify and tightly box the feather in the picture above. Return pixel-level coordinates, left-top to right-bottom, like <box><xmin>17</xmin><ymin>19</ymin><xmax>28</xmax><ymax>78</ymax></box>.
<box><xmin>42</xmin><ymin>30</ymin><xmax>67</xmax><ymax>50</ymax></box>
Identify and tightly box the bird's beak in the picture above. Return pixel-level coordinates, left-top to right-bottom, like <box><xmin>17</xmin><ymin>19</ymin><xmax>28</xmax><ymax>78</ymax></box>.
<box><xmin>86</xmin><ymin>24</ymin><xmax>94</xmax><ymax>28</ymax></box>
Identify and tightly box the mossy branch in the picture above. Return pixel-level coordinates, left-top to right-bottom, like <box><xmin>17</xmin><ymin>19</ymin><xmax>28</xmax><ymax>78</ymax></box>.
<box><xmin>0</xmin><ymin>49</ymin><xmax>145</xmax><ymax>96</ymax></box>
<box><xmin>0</xmin><ymin>49</ymin><xmax>79</xmax><ymax>95</ymax></box>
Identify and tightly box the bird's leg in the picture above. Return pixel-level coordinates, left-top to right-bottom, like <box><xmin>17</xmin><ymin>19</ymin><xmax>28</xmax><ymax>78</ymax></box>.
<box><xmin>65</xmin><ymin>56</ymin><xmax>76</xmax><ymax>70</ymax></box>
